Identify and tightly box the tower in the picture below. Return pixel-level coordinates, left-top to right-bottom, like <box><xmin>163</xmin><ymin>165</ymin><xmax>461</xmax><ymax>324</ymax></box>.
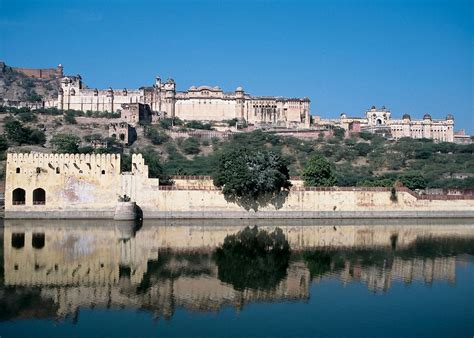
<box><xmin>235</xmin><ymin>86</ymin><xmax>245</xmax><ymax>120</ymax></box>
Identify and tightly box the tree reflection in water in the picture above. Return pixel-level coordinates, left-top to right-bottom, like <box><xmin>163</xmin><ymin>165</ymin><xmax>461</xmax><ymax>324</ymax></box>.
<box><xmin>214</xmin><ymin>226</ymin><xmax>291</xmax><ymax>291</ymax></box>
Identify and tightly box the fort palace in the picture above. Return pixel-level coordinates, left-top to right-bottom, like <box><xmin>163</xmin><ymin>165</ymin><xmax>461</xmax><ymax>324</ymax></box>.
<box><xmin>56</xmin><ymin>73</ymin><xmax>311</xmax><ymax>128</ymax></box>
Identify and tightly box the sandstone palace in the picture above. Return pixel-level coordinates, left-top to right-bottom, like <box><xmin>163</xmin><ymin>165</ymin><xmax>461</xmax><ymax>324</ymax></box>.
<box><xmin>2</xmin><ymin>63</ymin><xmax>470</xmax><ymax>143</ymax></box>
<box><xmin>57</xmin><ymin>72</ymin><xmax>311</xmax><ymax>128</ymax></box>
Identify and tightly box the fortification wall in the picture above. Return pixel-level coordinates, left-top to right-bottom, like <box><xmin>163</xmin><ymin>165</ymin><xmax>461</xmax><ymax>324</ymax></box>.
<box><xmin>5</xmin><ymin>153</ymin><xmax>121</xmax><ymax>218</ymax></box>
<box><xmin>137</xmin><ymin>188</ymin><xmax>474</xmax><ymax>219</ymax></box>
<box><xmin>13</xmin><ymin>67</ymin><xmax>61</xmax><ymax>79</ymax></box>
<box><xmin>4</xmin><ymin>153</ymin><xmax>474</xmax><ymax>219</ymax></box>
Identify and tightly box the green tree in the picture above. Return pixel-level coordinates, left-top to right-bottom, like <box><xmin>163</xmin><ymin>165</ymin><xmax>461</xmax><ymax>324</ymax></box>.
<box><xmin>397</xmin><ymin>173</ymin><xmax>426</xmax><ymax>190</ymax></box>
<box><xmin>51</xmin><ymin>134</ymin><xmax>81</xmax><ymax>153</ymax></box>
<box><xmin>302</xmin><ymin>154</ymin><xmax>337</xmax><ymax>186</ymax></box>
<box><xmin>0</xmin><ymin>135</ymin><xmax>8</xmax><ymax>152</ymax></box>
<box><xmin>4</xmin><ymin>119</ymin><xmax>29</xmax><ymax>144</ymax></box>
<box><xmin>213</xmin><ymin>148</ymin><xmax>291</xmax><ymax>210</ymax></box>
<box><xmin>29</xmin><ymin>129</ymin><xmax>46</xmax><ymax>145</ymax></box>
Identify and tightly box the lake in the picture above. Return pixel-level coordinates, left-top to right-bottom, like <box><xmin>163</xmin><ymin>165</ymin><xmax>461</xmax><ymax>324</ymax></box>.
<box><xmin>0</xmin><ymin>218</ymin><xmax>473</xmax><ymax>338</ymax></box>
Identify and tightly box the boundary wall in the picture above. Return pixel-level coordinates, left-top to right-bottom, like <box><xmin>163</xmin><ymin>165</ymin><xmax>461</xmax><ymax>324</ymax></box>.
<box><xmin>4</xmin><ymin>153</ymin><xmax>474</xmax><ymax>219</ymax></box>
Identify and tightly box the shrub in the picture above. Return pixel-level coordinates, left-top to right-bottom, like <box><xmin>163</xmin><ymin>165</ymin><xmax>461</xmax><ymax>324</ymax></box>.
<box><xmin>145</xmin><ymin>126</ymin><xmax>169</xmax><ymax>145</ymax></box>
<box><xmin>181</xmin><ymin>137</ymin><xmax>201</xmax><ymax>155</ymax></box>
<box><xmin>50</xmin><ymin>134</ymin><xmax>81</xmax><ymax>153</ymax></box>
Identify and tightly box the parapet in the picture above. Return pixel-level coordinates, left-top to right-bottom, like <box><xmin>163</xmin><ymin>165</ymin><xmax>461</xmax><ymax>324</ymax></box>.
<box><xmin>6</xmin><ymin>153</ymin><xmax>121</xmax><ymax>176</ymax></box>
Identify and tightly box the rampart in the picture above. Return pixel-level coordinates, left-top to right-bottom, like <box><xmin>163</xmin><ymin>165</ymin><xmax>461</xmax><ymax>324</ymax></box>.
<box><xmin>4</xmin><ymin>153</ymin><xmax>474</xmax><ymax>219</ymax></box>
<box><xmin>12</xmin><ymin>65</ymin><xmax>62</xmax><ymax>79</ymax></box>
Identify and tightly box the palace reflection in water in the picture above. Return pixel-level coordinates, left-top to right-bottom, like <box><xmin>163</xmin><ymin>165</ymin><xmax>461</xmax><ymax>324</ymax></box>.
<box><xmin>1</xmin><ymin>219</ymin><xmax>473</xmax><ymax>323</ymax></box>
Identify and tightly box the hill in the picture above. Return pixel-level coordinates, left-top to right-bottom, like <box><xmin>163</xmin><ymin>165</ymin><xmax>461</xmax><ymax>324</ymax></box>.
<box><xmin>0</xmin><ymin>107</ymin><xmax>472</xmax><ymax>191</ymax></box>
<box><xmin>0</xmin><ymin>62</ymin><xmax>59</xmax><ymax>103</ymax></box>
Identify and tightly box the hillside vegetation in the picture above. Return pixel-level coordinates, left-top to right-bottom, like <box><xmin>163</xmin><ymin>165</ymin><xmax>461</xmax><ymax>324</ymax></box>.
<box><xmin>0</xmin><ymin>107</ymin><xmax>473</xmax><ymax>190</ymax></box>
<box><xmin>0</xmin><ymin>64</ymin><xmax>58</xmax><ymax>103</ymax></box>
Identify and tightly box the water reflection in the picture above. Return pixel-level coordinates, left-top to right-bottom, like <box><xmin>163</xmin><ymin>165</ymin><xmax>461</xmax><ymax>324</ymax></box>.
<box><xmin>1</xmin><ymin>219</ymin><xmax>473</xmax><ymax>322</ymax></box>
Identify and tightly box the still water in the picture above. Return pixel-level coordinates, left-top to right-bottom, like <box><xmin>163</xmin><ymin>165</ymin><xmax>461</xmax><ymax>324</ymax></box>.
<box><xmin>0</xmin><ymin>218</ymin><xmax>473</xmax><ymax>338</ymax></box>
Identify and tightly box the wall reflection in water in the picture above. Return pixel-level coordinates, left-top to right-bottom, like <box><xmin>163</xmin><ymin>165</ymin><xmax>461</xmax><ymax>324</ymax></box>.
<box><xmin>1</xmin><ymin>219</ymin><xmax>473</xmax><ymax>322</ymax></box>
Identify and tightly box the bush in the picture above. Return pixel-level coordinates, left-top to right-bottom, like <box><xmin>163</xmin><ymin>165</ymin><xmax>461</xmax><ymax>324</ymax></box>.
<box><xmin>50</xmin><ymin>134</ymin><xmax>81</xmax><ymax>153</ymax></box>
<box><xmin>145</xmin><ymin>126</ymin><xmax>169</xmax><ymax>145</ymax></box>
<box><xmin>354</xmin><ymin>142</ymin><xmax>372</xmax><ymax>156</ymax></box>
<box><xmin>181</xmin><ymin>137</ymin><xmax>201</xmax><ymax>155</ymax></box>
<box><xmin>64</xmin><ymin>110</ymin><xmax>77</xmax><ymax>124</ymax></box>
<box><xmin>17</xmin><ymin>111</ymin><xmax>37</xmax><ymax>123</ymax></box>
<box><xmin>185</xmin><ymin>120</ymin><xmax>213</xmax><ymax>130</ymax></box>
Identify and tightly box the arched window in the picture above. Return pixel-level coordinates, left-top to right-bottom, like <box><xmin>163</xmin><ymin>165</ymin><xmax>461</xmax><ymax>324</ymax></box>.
<box><xmin>33</xmin><ymin>188</ymin><xmax>46</xmax><ymax>205</ymax></box>
<box><xmin>101</xmin><ymin>170</ymin><xmax>105</xmax><ymax>175</ymax></box>
<box><xmin>32</xmin><ymin>233</ymin><xmax>45</xmax><ymax>249</ymax></box>
<box><xmin>16</xmin><ymin>167</ymin><xmax>20</xmax><ymax>174</ymax></box>
<box><xmin>56</xmin><ymin>167</ymin><xmax>60</xmax><ymax>174</ymax></box>
<box><xmin>36</xmin><ymin>167</ymin><xmax>41</xmax><ymax>174</ymax></box>
<box><xmin>12</xmin><ymin>188</ymin><xmax>26</xmax><ymax>205</ymax></box>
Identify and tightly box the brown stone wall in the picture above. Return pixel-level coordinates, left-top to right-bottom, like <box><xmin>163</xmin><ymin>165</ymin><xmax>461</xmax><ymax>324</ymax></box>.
<box><xmin>13</xmin><ymin>67</ymin><xmax>60</xmax><ymax>79</ymax></box>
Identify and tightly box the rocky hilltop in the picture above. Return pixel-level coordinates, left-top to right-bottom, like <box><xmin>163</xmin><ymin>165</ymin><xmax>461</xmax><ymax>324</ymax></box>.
<box><xmin>0</xmin><ymin>61</ymin><xmax>59</xmax><ymax>103</ymax></box>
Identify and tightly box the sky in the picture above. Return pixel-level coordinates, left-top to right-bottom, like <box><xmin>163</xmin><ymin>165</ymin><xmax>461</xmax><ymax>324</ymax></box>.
<box><xmin>1</xmin><ymin>0</ymin><xmax>472</xmax><ymax>133</ymax></box>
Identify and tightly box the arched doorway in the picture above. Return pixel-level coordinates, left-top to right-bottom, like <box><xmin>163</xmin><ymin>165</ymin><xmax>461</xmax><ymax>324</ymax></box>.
<box><xmin>33</xmin><ymin>188</ymin><xmax>46</xmax><ymax>205</ymax></box>
<box><xmin>12</xmin><ymin>188</ymin><xmax>25</xmax><ymax>205</ymax></box>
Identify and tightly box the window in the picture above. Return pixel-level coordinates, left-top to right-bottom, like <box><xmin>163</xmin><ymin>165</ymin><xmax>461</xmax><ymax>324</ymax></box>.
<box><xmin>33</xmin><ymin>188</ymin><xmax>46</xmax><ymax>205</ymax></box>
<box><xmin>56</xmin><ymin>167</ymin><xmax>60</xmax><ymax>174</ymax></box>
<box><xmin>36</xmin><ymin>167</ymin><xmax>41</xmax><ymax>174</ymax></box>
<box><xmin>32</xmin><ymin>233</ymin><xmax>45</xmax><ymax>249</ymax></box>
<box><xmin>16</xmin><ymin>167</ymin><xmax>20</xmax><ymax>174</ymax></box>
<box><xmin>12</xmin><ymin>188</ymin><xmax>26</xmax><ymax>205</ymax></box>
<box><xmin>101</xmin><ymin>170</ymin><xmax>105</xmax><ymax>175</ymax></box>
<box><xmin>11</xmin><ymin>233</ymin><xmax>25</xmax><ymax>249</ymax></box>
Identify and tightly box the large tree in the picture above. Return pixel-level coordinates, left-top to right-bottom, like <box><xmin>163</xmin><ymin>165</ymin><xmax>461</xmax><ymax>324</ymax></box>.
<box><xmin>302</xmin><ymin>154</ymin><xmax>337</xmax><ymax>187</ymax></box>
<box><xmin>213</xmin><ymin>148</ymin><xmax>291</xmax><ymax>210</ymax></box>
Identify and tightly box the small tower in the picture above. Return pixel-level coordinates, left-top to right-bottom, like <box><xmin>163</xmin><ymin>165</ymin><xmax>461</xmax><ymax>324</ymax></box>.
<box><xmin>107</xmin><ymin>87</ymin><xmax>114</xmax><ymax>112</ymax></box>
<box><xmin>235</xmin><ymin>86</ymin><xmax>245</xmax><ymax>120</ymax></box>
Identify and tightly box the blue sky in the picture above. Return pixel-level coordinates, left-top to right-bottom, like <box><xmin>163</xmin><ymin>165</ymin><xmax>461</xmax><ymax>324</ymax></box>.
<box><xmin>1</xmin><ymin>0</ymin><xmax>472</xmax><ymax>132</ymax></box>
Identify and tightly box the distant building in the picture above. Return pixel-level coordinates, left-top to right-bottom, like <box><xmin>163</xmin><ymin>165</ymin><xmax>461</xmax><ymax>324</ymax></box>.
<box><xmin>317</xmin><ymin>106</ymin><xmax>461</xmax><ymax>142</ymax></box>
<box><xmin>54</xmin><ymin>68</ymin><xmax>310</xmax><ymax>128</ymax></box>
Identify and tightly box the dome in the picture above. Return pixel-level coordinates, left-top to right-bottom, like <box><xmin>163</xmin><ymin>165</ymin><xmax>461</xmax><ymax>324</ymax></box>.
<box><xmin>340</xmin><ymin>113</ymin><xmax>347</xmax><ymax>119</ymax></box>
<box><xmin>446</xmin><ymin>114</ymin><xmax>454</xmax><ymax>120</ymax></box>
<box><xmin>189</xmin><ymin>86</ymin><xmax>197</xmax><ymax>91</ymax></box>
<box><xmin>370</xmin><ymin>105</ymin><xmax>376</xmax><ymax>110</ymax></box>
<box><xmin>236</xmin><ymin>86</ymin><xmax>244</xmax><ymax>92</ymax></box>
<box><xmin>402</xmin><ymin>114</ymin><xmax>411</xmax><ymax>120</ymax></box>
<box><xmin>423</xmin><ymin>113</ymin><xmax>432</xmax><ymax>120</ymax></box>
